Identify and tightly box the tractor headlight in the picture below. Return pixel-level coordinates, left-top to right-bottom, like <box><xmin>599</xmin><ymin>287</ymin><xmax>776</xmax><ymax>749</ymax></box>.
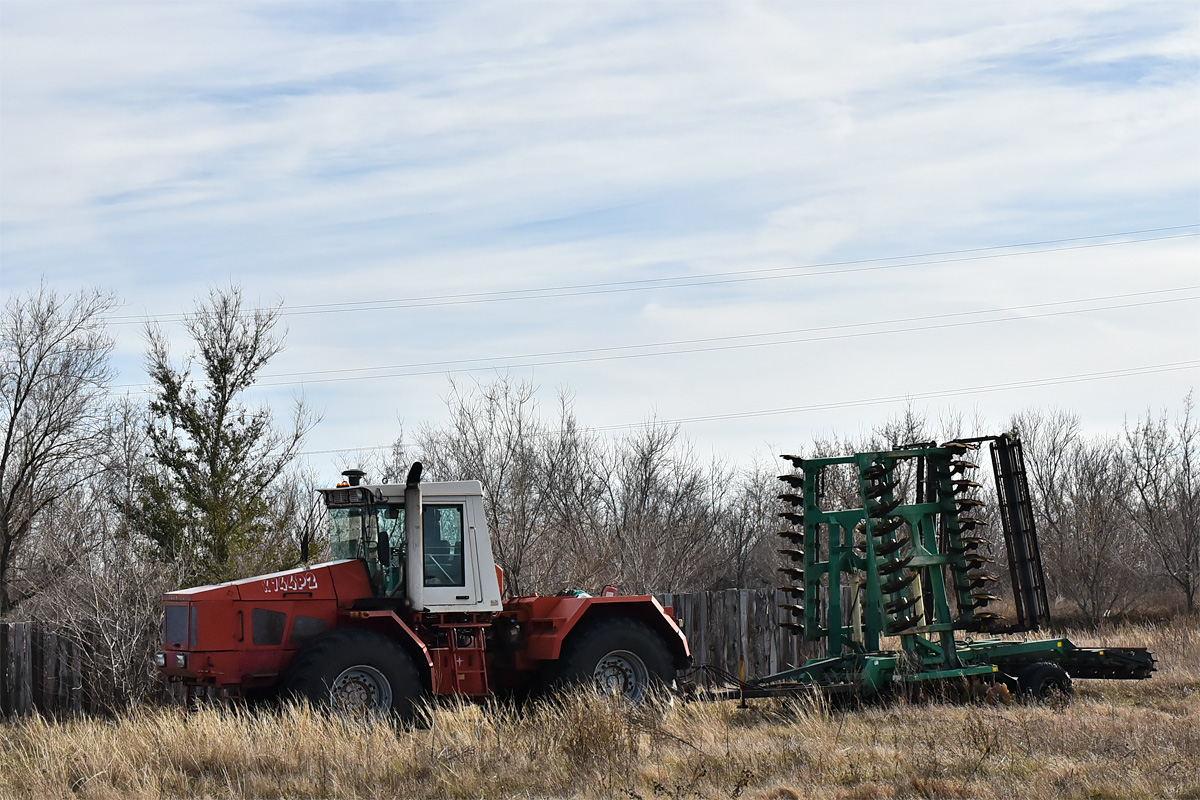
<box><xmin>155</xmin><ymin>653</ymin><xmax>187</xmax><ymax>669</ymax></box>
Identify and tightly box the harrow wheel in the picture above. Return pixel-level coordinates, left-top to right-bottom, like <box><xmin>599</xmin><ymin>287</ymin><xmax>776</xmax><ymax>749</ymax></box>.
<box><xmin>1017</xmin><ymin>661</ymin><xmax>1073</xmax><ymax>703</ymax></box>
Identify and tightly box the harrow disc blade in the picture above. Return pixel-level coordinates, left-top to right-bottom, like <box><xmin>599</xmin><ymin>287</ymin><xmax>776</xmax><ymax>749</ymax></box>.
<box><xmin>776</xmin><ymin>530</ymin><xmax>804</xmax><ymax>544</ymax></box>
<box><xmin>777</xmin><ymin>548</ymin><xmax>805</xmax><ymax>562</ymax></box>
<box><xmin>881</xmin><ymin>572</ymin><xmax>919</xmax><ymax>594</ymax></box>
<box><xmin>777</xmin><ymin>474</ymin><xmax>804</xmax><ymax>488</ymax></box>
<box><xmin>778</xmin><ymin>511</ymin><xmax>804</xmax><ymax>525</ymax></box>
<box><xmin>864</xmin><ymin>462</ymin><xmax>890</xmax><ymax>479</ymax></box>
<box><xmin>777</xmin><ymin>492</ymin><xmax>804</xmax><ymax>505</ymax></box>
<box><xmin>875</xmin><ymin>536</ymin><xmax>910</xmax><ymax>557</ymax></box>
<box><xmin>780</xmin><ymin>454</ymin><xmax>804</xmax><ymax>468</ymax></box>
<box><xmin>952</xmin><ymin>479</ymin><xmax>983</xmax><ymax>492</ymax></box>
<box><xmin>887</xmin><ymin>615</ymin><xmax>918</xmax><ymax>634</ymax></box>
<box><xmin>778</xmin><ymin>585</ymin><xmax>804</xmax><ymax>598</ymax></box>
<box><xmin>886</xmin><ymin>595</ymin><xmax>919</xmax><ymax>615</ymax></box>
<box><xmin>778</xmin><ymin>603</ymin><xmax>805</xmax><ymax>616</ymax></box>
<box><xmin>878</xmin><ymin>555</ymin><xmax>914</xmax><ymax>575</ymax></box>
<box><xmin>949</xmin><ymin>459</ymin><xmax>978</xmax><ymax>474</ymax></box>
<box><xmin>971</xmin><ymin>594</ymin><xmax>1002</xmax><ymax>608</ymax></box>
<box><xmin>869</xmin><ymin>498</ymin><xmax>902</xmax><ymax>518</ymax></box>
<box><xmin>777</xmin><ymin>566</ymin><xmax>804</xmax><ymax>579</ymax></box>
<box><xmin>872</xmin><ymin>516</ymin><xmax>905</xmax><ymax>535</ymax></box>
<box><xmin>865</xmin><ymin>480</ymin><xmax>898</xmax><ymax>499</ymax></box>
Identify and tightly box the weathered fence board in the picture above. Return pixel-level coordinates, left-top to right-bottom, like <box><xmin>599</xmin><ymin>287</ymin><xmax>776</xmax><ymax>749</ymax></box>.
<box><xmin>5</xmin><ymin>622</ymin><xmax>33</xmax><ymax>716</ymax></box>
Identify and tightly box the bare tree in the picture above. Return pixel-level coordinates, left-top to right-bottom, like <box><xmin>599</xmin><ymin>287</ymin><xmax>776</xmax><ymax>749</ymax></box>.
<box><xmin>0</xmin><ymin>285</ymin><xmax>116</xmax><ymax>614</ymax></box>
<box><xmin>1124</xmin><ymin>392</ymin><xmax>1200</xmax><ymax>611</ymax></box>
<box><xmin>1013</xmin><ymin>408</ymin><xmax>1149</xmax><ymax>623</ymax></box>
<box><xmin>709</xmin><ymin>456</ymin><xmax>779</xmax><ymax>589</ymax></box>
<box><xmin>534</xmin><ymin>393</ymin><xmax>609</xmax><ymax>591</ymax></box>
<box><xmin>597</xmin><ymin>423</ymin><xmax>721</xmax><ymax>593</ymax></box>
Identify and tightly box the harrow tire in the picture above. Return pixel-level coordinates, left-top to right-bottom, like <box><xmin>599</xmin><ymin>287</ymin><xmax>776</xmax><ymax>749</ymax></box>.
<box><xmin>1016</xmin><ymin>661</ymin><xmax>1073</xmax><ymax>703</ymax></box>
<box><xmin>555</xmin><ymin>618</ymin><xmax>675</xmax><ymax>705</ymax></box>
<box><xmin>283</xmin><ymin>628</ymin><xmax>422</xmax><ymax>719</ymax></box>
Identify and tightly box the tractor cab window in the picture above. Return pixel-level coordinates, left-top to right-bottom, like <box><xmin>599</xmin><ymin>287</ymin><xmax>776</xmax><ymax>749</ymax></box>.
<box><xmin>423</xmin><ymin>504</ymin><xmax>465</xmax><ymax>587</ymax></box>
<box><xmin>329</xmin><ymin>507</ymin><xmax>376</xmax><ymax>560</ymax></box>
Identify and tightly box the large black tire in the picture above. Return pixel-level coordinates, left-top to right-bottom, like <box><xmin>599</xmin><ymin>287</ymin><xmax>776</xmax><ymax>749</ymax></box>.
<box><xmin>555</xmin><ymin>618</ymin><xmax>676</xmax><ymax>704</ymax></box>
<box><xmin>283</xmin><ymin>628</ymin><xmax>423</xmax><ymax>719</ymax></box>
<box><xmin>1017</xmin><ymin>661</ymin><xmax>1073</xmax><ymax>703</ymax></box>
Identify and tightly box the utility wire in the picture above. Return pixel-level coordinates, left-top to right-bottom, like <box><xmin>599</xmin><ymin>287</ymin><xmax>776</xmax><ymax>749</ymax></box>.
<box><xmin>258</xmin><ymin>285</ymin><xmax>1197</xmax><ymax>382</ymax></box>
<box><xmin>111</xmin><ymin>287</ymin><xmax>1198</xmax><ymax>391</ymax></box>
<box><xmin>295</xmin><ymin>360</ymin><xmax>1200</xmax><ymax>455</ymax></box>
<box><xmin>266</xmin><ymin>293</ymin><xmax>1198</xmax><ymax>386</ymax></box>
<box><xmin>104</xmin><ymin>225</ymin><xmax>1198</xmax><ymax>324</ymax></box>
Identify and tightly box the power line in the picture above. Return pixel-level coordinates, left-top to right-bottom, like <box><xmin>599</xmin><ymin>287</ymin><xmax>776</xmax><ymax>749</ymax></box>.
<box><xmin>111</xmin><ymin>287</ymin><xmax>1198</xmax><ymax>391</ymax></box>
<box><xmin>257</xmin><ymin>285</ymin><xmax>1196</xmax><ymax>382</ymax></box>
<box><xmin>104</xmin><ymin>225</ymin><xmax>1199</xmax><ymax>324</ymax></box>
<box><xmin>265</xmin><ymin>292</ymin><xmax>1198</xmax><ymax>386</ymax></box>
<box><xmin>295</xmin><ymin>360</ymin><xmax>1200</xmax><ymax>455</ymax></box>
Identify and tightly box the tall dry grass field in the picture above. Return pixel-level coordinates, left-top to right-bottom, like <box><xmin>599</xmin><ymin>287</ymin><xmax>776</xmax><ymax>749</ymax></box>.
<box><xmin>1</xmin><ymin>619</ymin><xmax>1197</xmax><ymax>800</ymax></box>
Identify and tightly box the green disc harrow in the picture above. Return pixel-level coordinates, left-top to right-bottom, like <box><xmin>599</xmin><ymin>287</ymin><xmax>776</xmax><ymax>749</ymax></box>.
<box><xmin>724</xmin><ymin>435</ymin><xmax>1155</xmax><ymax>702</ymax></box>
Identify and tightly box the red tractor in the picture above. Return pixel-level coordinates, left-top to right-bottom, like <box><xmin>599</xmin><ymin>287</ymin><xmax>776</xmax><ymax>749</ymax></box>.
<box><xmin>156</xmin><ymin>465</ymin><xmax>690</xmax><ymax>715</ymax></box>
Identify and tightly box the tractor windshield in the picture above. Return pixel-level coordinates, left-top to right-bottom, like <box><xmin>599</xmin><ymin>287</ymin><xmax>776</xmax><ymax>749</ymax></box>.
<box><xmin>329</xmin><ymin>506</ymin><xmax>376</xmax><ymax>560</ymax></box>
<box><xmin>327</xmin><ymin>503</ymin><xmax>406</xmax><ymax>595</ymax></box>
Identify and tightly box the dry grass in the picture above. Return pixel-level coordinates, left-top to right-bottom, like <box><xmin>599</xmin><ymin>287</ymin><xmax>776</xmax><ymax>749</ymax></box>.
<box><xmin>2</xmin><ymin>618</ymin><xmax>1197</xmax><ymax>800</ymax></box>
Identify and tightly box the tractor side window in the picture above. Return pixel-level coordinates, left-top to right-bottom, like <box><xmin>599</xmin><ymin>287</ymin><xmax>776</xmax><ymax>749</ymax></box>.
<box><xmin>423</xmin><ymin>504</ymin><xmax>465</xmax><ymax>587</ymax></box>
<box><xmin>376</xmin><ymin>504</ymin><xmax>406</xmax><ymax>595</ymax></box>
<box><xmin>376</xmin><ymin>505</ymin><xmax>406</xmax><ymax>564</ymax></box>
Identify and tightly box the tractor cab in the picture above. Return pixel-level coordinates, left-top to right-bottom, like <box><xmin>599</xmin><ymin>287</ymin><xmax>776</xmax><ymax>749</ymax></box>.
<box><xmin>318</xmin><ymin>467</ymin><xmax>503</xmax><ymax>614</ymax></box>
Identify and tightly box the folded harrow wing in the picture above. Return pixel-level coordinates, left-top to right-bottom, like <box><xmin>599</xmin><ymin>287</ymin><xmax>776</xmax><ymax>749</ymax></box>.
<box><xmin>728</xmin><ymin>435</ymin><xmax>1155</xmax><ymax>702</ymax></box>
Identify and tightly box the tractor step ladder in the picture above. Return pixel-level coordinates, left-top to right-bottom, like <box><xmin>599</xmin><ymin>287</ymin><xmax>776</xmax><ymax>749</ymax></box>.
<box><xmin>432</xmin><ymin>621</ymin><xmax>491</xmax><ymax>697</ymax></box>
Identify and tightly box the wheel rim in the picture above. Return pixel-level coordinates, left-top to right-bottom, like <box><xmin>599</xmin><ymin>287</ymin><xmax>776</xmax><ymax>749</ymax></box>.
<box><xmin>330</xmin><ymin>664</ymin><xmax>392</xmax><ymax>713</ymax></box>
<box><xmin>1038</xmin><ymin>679</ymin><xmax>1068</xmax><ymax>702</ymax></box>
<box><xmin>593</xmin><ymin>649</ymin><xmax>650</xmax><ymax>702</ymax></box>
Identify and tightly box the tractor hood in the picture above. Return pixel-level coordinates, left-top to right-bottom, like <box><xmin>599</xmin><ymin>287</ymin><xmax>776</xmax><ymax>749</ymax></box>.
<box><xmin>164</xmin><ymin>559</ymin><xmax>372</xmax><ymax>604</ymax></box>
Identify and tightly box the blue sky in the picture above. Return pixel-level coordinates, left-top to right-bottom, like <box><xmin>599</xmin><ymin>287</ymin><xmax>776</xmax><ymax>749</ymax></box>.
<box><xmin>2</xmin><ymin>1</ymin><xmax>1197</xmax><ymax>472</ymax></box>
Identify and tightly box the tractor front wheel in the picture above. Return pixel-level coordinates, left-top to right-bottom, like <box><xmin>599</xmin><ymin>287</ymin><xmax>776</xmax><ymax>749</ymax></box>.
<box><xmin>555</xmin><ymin>618</ymin><xmax>675</xmax><ymax>704</ymax></box>
<box><xmin>284</xmin><ymin>628</ymin><xmax>422</xmax><ymax>718</ymax></box>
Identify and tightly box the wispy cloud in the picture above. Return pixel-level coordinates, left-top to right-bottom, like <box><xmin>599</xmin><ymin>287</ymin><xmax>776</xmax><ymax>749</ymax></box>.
<box><xmin>2</xmin><ymin>1</ymin><xmax>1197</xmax><ymax>463</ymax></box>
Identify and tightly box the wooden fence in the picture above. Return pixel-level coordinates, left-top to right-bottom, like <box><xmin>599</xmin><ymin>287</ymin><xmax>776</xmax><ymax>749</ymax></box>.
<box><xmin>1</xmin><ymin>589</ymin><xmax>822</xmax><ymax>716</ymax></box>
<box><xmin>1</xmin><ymin>622</ymin><xmax>87</xmax><ymax>717</ymax></box>
<box><xmin>658</xmin><ymin>589</ymin><xmax>824</xmax><ymax>687</ymax></box>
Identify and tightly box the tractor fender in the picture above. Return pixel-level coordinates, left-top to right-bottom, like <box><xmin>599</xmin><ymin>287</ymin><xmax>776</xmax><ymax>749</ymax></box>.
<box><xmin>338</xmin><ymin>609</ymin><xmax>435</xmax><ymax>689</ymax></box>
<box><xmin>521</xmin><ymin>596</ymin><xmax>691</xmax><ymax>670</ymax></box>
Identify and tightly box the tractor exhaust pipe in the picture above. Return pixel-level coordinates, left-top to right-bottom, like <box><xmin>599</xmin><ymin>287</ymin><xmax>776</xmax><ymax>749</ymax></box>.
<box><xmin>404</xmin><ymin>462</ymin><xmax>424</xmax><ymax>612</ymax></box>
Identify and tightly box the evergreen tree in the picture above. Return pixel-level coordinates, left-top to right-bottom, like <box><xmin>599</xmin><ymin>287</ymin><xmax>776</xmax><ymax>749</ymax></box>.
<box><xmin>134</xmin><ymin>286</ymin><xmax>316</xmax><ymax>584</ymax></box>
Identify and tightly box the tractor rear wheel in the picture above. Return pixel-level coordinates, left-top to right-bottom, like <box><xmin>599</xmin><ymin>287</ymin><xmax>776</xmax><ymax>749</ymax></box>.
<box><xmin>1017</xmin><ymin>661</ymin><xmax>1073</xmax><ymax>703</ymax></box>
<box><xmin>284</xmin><ymin>628</ymin><xmax>422</xmax><ymax>718</ymax></box>
<box><xmin>555</xmin><ymin>618</ymin><xmax>675</xmax><ymax>704</ymax></box>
